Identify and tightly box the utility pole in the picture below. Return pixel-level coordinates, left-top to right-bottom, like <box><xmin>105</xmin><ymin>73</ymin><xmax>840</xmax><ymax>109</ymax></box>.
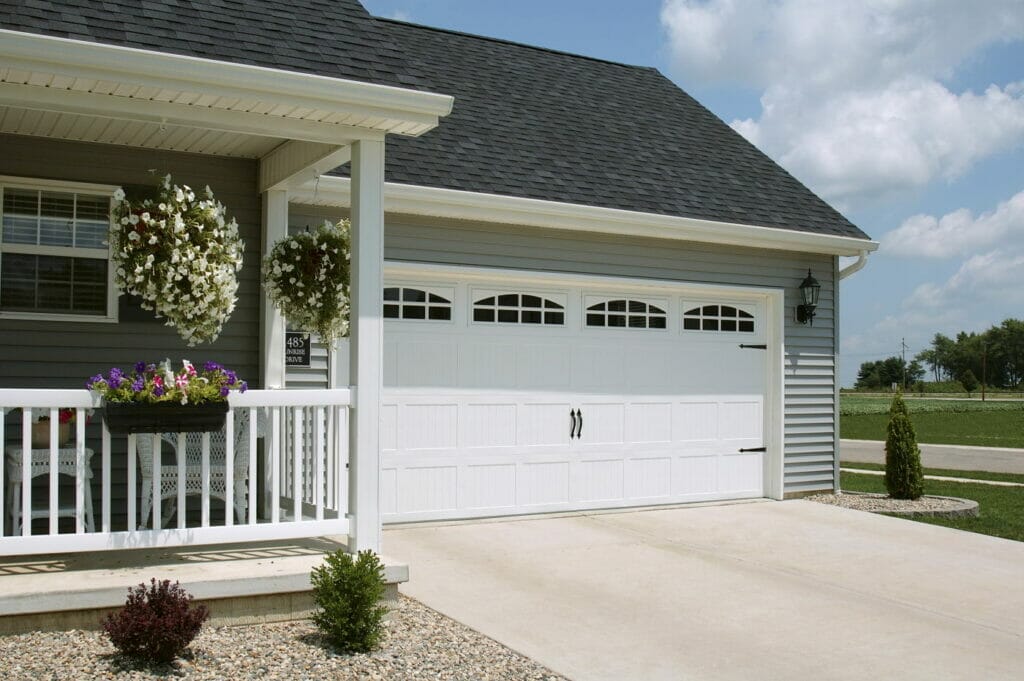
<box><xmin>901</xmin><ymin>337</ymin><xmax>909</xmax><ymax>391</ymax></box>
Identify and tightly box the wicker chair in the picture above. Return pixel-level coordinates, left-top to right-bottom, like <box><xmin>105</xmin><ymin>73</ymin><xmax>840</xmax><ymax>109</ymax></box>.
<box><xmin>135</xmin><ymin>409</ymin><xmax>255</xmax><ymax>528</ymax></box>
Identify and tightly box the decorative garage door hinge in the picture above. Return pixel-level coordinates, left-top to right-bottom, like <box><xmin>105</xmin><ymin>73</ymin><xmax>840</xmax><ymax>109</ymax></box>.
<box><xmin>739</xmin><ymin>344</ymin><xmax>767</xmax><ymax>350</ymax></box>
<box><xmin>738</xmin><ymin>446</ymin><xmax>767</xmax><ymax>453</ymax></box>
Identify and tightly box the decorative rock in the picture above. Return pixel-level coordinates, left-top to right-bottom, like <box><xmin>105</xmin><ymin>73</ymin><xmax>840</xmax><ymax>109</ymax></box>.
<box><xmin>807</xmin><ymin>491</ymin><xmax>979</xmax><ymax>518</ymax></box>
<box><xmin>0</xmin><ymin>596</ymin><xmax>566</xmax><ymax>681</ymax></box>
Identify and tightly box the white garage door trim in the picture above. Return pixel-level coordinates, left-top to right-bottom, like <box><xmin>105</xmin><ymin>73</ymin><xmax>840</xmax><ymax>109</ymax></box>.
<box><xmin>381</xmin><ymin>261</ymin><xmax>785</xmax><ymax>519</ymax></box>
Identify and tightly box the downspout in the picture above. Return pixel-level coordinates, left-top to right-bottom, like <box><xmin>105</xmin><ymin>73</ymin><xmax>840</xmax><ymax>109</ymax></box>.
<box><xmin>835</xmin><ymin>249</ymin><xmax>870</xmax><ymax>494</ymax></box>
<box><xmin>839</xmin><ymin>250</ymin><xmax>869</xmax><ymax>280</ymax></box>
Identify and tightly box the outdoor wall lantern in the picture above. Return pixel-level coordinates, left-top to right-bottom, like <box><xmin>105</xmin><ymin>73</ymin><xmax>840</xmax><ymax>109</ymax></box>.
<box><xmin>796</xmin><ymin>269</ymin><xmax>821</xmax><ymax>325</ymax></box>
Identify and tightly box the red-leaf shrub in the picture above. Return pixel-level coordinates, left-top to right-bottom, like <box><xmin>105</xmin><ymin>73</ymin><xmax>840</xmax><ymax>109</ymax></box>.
<box><xmin>102</xmin><ymin>579</ymin><xmax>209</xmax><ymax>663</ymax></box>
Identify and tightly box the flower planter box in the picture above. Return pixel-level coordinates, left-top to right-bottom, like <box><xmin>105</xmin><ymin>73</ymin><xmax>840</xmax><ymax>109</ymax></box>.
<box><xmin>31</xmin><ymin>421</ymin><xmax>73</xmax><ymax>448</ymax></box>
<box><xmin>103</xmin><ymin>402</ymin><xmax>229</xmax><ymax>434</ymax></box>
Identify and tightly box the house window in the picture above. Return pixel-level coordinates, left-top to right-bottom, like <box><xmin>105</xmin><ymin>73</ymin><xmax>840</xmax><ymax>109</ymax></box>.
<box><xmin>585</xmin><ymin>298</ymin><xmax>667</xmax><ymax>329</ymax></box>
<box><xmin>0</xmin><ymin>179</ymin><xmax>115</xmax><ymax>320</ymax></box>
<box><xmin>683</xmin><ymin>304</ymin><xmax>755</xmax><ymax>332</ymax></box>
<box><xmin>383</xmin><ymin>286</ymin><xmax>453</xmax><ymax>321</ymax></box>
<box><xmin>472</xmin><ymin>292</ymin><xmax>565</xmax><ymax>325</ymax></box>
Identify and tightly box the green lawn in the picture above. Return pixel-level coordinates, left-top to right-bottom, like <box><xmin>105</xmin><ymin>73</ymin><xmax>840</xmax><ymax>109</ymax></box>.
<box><xmin>840</xmin><ymin>471</ymin><xmax>1024</xmax><ymax>542</ymax></box>
<box><xmin>842</xmin><ymin>461</ymin><xmax>1024</xmax><ymax>485</ymax></box>
<box><xmin>839</xmin><ymin>395</ymin><xmax>1024</xmax><ymax>447</ymax></box>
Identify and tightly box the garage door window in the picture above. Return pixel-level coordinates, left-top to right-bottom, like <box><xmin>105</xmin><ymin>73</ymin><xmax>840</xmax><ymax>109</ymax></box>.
<box><xmin>383</xmin><ymin>286</ymin><xmax>452</xmax><ymax>321</ymax></box>
<box><xmin>472</xmin><ymin>292</ymin><xmax>565</xmax><ymax>325</ymax></box>
<box><xmin>586</xmin><ymin>298</ymin><xmax>667</xmax><ymax>329</ymax></box>
<box><xmin>683</xmin><ymin>304</ymin><xmax>755</xmax><ymax>332</ymax></box>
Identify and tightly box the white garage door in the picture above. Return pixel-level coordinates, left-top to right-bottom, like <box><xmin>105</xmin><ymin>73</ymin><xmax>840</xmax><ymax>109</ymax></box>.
<box><xmin>381</xmin><ymin>268</ymin><xmax>771</xmax><ymax>522</ymax></box>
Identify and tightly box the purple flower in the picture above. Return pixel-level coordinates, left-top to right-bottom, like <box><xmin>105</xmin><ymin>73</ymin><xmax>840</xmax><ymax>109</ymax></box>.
<box><xmin>108</xmin><ymin>367</ymin><xmax>124</xmax><ymax>386</ymax></box>
<box><xmin>204</xmin><ymin>361</ymin><xmax>222</xmax><ymax>372</ymax></box>
<box><xmin>131</xmin><ymin>376</ymin><xmax>145</xmax><ymax>393</ymax></box>
<box><xmin>153</xmin><ymin>385</ymin><xmax>165</xmax><ymax>397</ymax></box>
<box><xmin>239</xmin><ymin>381</ymin><xmax>248</xmax><ymax>393</ymax></box>
<box><xmin>219</xmin><ymin>386</ymin><xmax>230</xmax><ymax>397</ymax></box>
<box><xmin>87</xmin><ymin>374</ymin><xmax>105</xmax><ymax>388</ymax></box>
<box><xmin>134</xmin><ymin>361</ymin><xmax>147</xmax><ymax>374</ymax></box>
<box><xmin>224</xmin><ymin>370</ymin><xmax>237</xmax><ymax>386</ymax></box>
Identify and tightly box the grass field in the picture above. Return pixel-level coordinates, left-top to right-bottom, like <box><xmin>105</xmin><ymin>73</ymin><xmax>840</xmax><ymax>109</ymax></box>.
<box><xmin>842</xmin><ymin>461</ymin><xmax>1024</xmax><ymax>485</ymax></box>
<box><xmin>840</xmin><ymin>470</ymin><xmax>1024</xmax><ymax>542</ymax></box>
<box><xmin>840</xmin><ymin>395</ymin><xmax>1024</xmax><ymax>448</ymax></box>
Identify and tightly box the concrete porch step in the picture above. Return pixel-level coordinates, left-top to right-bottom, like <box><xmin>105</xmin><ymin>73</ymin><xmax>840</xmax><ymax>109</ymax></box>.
<box><xmin>0</xmin><ymin>536</ymin><xmax>408</xmax><ymax>635</ymax></box>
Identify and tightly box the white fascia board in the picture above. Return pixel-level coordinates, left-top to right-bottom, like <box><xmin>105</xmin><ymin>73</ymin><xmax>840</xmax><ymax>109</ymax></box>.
<box><xmin>291</xmin><ymin>176</ymin><xmax>880</xmax><ymax>257</ymax></box>
<box><xmin>1</xmin><ymin>30</ymin><xmax>454</xmax><ymax>136</ymax></box>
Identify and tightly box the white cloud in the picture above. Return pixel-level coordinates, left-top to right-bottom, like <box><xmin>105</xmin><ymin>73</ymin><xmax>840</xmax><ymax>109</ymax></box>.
<box><xmin>660</xmin><ymin>0</ymin><xmax>1024</xmax><ymax>203</ymax></box>
<box><xmin>882</xmin><ymin>189</ymin><xmax>1024</xmax><ymax>258</ymax></box>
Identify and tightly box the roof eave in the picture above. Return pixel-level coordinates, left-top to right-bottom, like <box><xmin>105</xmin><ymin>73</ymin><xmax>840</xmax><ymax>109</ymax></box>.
<box><xmin>0</xmin><ymin>29</ymin><xmax>454</xmax><ymax>139</ymax></box>
<box><xmin>291</xmin><ymin>177</ymin><xmax>879</xmax><ymax>257</ymax></box>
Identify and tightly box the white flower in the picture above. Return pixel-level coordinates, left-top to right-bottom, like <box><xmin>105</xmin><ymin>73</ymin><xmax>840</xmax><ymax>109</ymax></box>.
<box><xmin>113</xmin><ymin>187</ymin><xmax>125</xmax><ymax>202</ymax></box>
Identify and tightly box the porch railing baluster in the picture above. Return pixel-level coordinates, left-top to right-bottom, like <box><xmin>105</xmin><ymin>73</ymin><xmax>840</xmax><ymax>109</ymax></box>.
<box><xmin>102</xmin><ymin>423</ymin><xmax>111</xmax><ymax>533</ymax></box>
<box><xmin>127</xmin><ymin>434</ymin><xmax>137</xmax><ymax>531</ymax></box>
<box><xmin>224</xmin><ymin>409</ymin><xmax>234</xmax><ymax>527</ymax></box>
<box><xmin>21</xmin><ymin>412</ymin><xmax>31</xmax><ymax>537</ymax></box>
<box><xmin>75</xmin><ymin>413</ymin><xmax>86</xmax><ymax>534</ymax></box>
<box><xmin>0</xmin><ymin>411</ymin><xmax>4</xmax><ymax>537</ymax></box>
<box><xmin>247</xmin><ymin>407</ymin><xmax>257</xmax><ymax>525</ymax></box>
<box><xmin>314</xmin><ymin>405</ymin><xmax>324</xmax><ymax>521</ymax></box>
<box><xmin>177</xmin><ymin>433</ymin><xmax>186</xmax><ymax>530</ymax></box>
<box><xmin>270</xmin><ymin>407</ymin><xmax>280</xmax><ymax>524</ymax></box>
<box><xmin>293</xmin><ymin>406</ymin><xmax>302</xmax><ymax>522</ymax></box>
<box><xmin>48</xmin><ymin>409</ymin><xmax>58</xmax><ymax>535</ymax></box>
<box><xmin>201</xmin><ymin>433</ymin><xmax>211</xmax><ymax>527</ymax></box>
<box><xmin>151</xmin><ymin>434</ymin><xmax>161</xmax><ymax>530</ymax></box>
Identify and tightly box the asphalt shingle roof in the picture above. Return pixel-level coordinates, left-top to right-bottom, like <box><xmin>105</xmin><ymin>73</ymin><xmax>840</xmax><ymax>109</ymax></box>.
<box><xmin>363</xmin><ymin>20</ymin><xmax>869</xmax><ymax>240</ymax></box>
<box><xmin>0</xmin><ymin>1</ymin><xmax>869</xmax><ymax>240</ymax></box>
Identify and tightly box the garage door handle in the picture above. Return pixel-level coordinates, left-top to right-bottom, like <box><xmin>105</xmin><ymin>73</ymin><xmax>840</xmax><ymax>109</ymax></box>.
<box><xmin>570</xmin><ymin>409</ymin><xmax>578</xmax><ymax>439</ymax></box>
<box><xmin>576</xmin><ymin>409</ymin><xmax>583</xmax><ymax>439</ymax></box>
<box><xmin>739</xmin><ymin>446</ymin><xmax>767</xmax><ymax>453</ymax></box>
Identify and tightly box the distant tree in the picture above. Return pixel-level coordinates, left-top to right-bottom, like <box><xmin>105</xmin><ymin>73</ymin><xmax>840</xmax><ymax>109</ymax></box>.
<box><xmin>958</xmin><ymin>369</ymin><xmax>979</xmax><ymax>396</ymax></box>
<box><xmin>885</xmin><ymin>393</ymin><xmax>923</xmax><ymax>500</ymax></box>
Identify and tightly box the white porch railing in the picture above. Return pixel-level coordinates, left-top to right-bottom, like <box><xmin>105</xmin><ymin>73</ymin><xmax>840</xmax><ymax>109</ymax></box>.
<box><xmin>0</xmin><ymin>388</ymin><xmax>351</xmax><ymax>556</ymax></box>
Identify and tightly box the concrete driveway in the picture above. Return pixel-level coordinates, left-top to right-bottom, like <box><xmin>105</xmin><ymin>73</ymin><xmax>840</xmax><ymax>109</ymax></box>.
<box><xmin>842</xmin><ymin>438</ymin><xmax>1024</xmax><ymax>474</ymax></box>
<box><xmin>385</xmin><ymin>501</ymin><xmax>1024</xmax><ymax>681</ymax></box>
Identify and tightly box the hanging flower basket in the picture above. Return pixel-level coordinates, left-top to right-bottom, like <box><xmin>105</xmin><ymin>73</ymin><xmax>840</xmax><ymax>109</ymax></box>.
<box><xmin>262</xmin><ymin>219</ymin><xmax>351</xmax><ymax>345</ymax></box>
<box><xmin>103</xmin><ymin>402</ymin><xmax>229</xmax><ymax>434</ymax></box>
<box><xmin>87</xmin><ymin>360</ymin><xmax>247</xmax><ymax>434</ymax></box>
<box><xmin>110</xmin><ymin>174</ymin><xmax>244</xmax><ymax>346</ymax></box>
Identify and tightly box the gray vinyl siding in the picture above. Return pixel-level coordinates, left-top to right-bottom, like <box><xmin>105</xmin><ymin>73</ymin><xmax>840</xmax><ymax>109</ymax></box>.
<box><xmin>0</xmin><ymin>134</ymin><xmax>262</xmax><ymax>531</ymax></box>
<box><xmin>292</xmin><ymin>207</ymin><xmax>840</xmax><ymax>496</ymax></box>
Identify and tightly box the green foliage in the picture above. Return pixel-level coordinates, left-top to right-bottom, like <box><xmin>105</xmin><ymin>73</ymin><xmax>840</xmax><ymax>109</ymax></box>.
<box><xmin>840</xmin><ymin>395</ymin><xmax>1024</xmax><ymax>416</ymax></box>
<box><xmin>884</xmin><ymin>393</ymin><xmax>924</xmax><ymax>500</ymax></box>
<box><xmin>854</xmin><ymin>356</ymin><xmax>923</xmax><ymax>390</ymax></box>
<box><xmin>915</xmin><ymin>320</ymin><xmax>1024</xmax><ymax>389</ymax></box>
<box><xmin>311</xmin><ymin>549</ymin><xmax>387</xmax><ymax>654</ymax></box>
<box><xmin>102</xmin><ymin>579</ymin><xmax>209</xmax><ymax>664</ymax></box>
<box><xmin>958</xmin><ymin>369</ymin><xmax>979</xmax><ymax>395</ymax></box>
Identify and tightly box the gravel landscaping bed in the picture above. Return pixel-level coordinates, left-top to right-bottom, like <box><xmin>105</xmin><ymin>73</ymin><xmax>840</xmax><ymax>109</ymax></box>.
<box><xmin>0</xmin><ymin>595</ymin><xmax>566</xmax><ymax>681</ymax></box>
<box><xmin>807</xmin><ymin>492</ymin><xmax>978</xmax><ymax>518</ymax></box>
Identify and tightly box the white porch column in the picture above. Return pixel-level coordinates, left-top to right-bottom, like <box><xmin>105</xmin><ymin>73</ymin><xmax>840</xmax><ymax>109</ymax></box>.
<box><xmin>261</xmin><ymin>189</ymin><xmax>288</xmax><ymax>389</ymax></box>
<box><xmin>348</xmin><ymin>139</ymin><xmax>385</xmax><ymax>553</ymax></box>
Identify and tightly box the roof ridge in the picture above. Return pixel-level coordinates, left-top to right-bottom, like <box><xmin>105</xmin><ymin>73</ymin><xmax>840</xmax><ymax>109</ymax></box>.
<box><xmin>376</xmin><ymin>16</ymin><xmax>656</xmax><ymax>72</ymax></box>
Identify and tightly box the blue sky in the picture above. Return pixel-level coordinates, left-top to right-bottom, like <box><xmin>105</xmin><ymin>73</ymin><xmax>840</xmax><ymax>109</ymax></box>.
<box><xmin>363</xmin><ymin>1</ymin><xmax>1024</xmax><ymax>386</ymax></box>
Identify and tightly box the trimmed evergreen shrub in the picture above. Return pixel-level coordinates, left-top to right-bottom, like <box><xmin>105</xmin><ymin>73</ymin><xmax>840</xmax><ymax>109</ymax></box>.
<box><xmin>311</xmin><ymin>549</ymin><xmax>387</xmax><ymax>654</ymax></box>
<box><xmin>958</xmin><ymin>369</ymin><xmax>980</xmax><ymax>396</ymax></box>
<box><xmin>102</xmin><ymin>579</ymin><xmax>209</xmax><ymax>664</ymax></box>
<box><xmin>885</xmin><ymin>392</ymin><xmax>924</xmax><ymax>500</ymax></box>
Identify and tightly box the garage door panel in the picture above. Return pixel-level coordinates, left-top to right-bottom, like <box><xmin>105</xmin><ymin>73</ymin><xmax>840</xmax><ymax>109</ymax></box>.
<box><xmin>573</xmin><ymin>459</ymin><xmax>625</xmax><ymax>502</ymax></box>
<box><xmin>399</xmin><ymin>466</ymin><xmax>458</xmax><ymax>513</ymax></box>
<box><xmin>626</xmin><ymin>403</ymin><xmax>673</xmax><ymax>443</ymax></box>
<box><xmin>576</xmin><ymin>402</ymin><xmax>624</xmax><ymax>445</ymax></box>
<box><xmin>625</xmin><ymin>457</ymin><xmax>673</xmax><ymax>499</ymax></box>
<box><xmin>518</xmin><ymin>462</ymin><xmax>570</xmax><ymax>506</ymax></box>
<box><xmin>626</xmin><ymin>346</ymin><xmax>678</xmax><ymax>391</ymax></box>
<box><xmin>462</xmin><ymin>464</ymin><xmax>516</xmax><ymax>510</ymax></box>
<box><xmin>381</xmin><ymin>404</ymin><xmax>398</xmax><ymax>452</ymax></box>
<box><xmin>519</xmin><ymin>402</ymin><xmax>574</xmax><ymax>447</ymax></box>
<box><xmin>458</xmin><ymin>342</ymin><xmax>518</xmax><ymax>389</ymax></box>
<box><xmin>572</xmin><ymin>345</ymin><xmax>626</xmax><ymax>391</ymax></box>
<box><xmin>462</xmin><ymin>403</ymin><xmax>518</xmax><ymax>449</ymax></box>
<box><xmin>719</xmin><ymin>453</ymin><xmax>762</xmax><ymax>493</ymax></box>
<box><xmin>720</xmin><ymin>400</ymin><xmax>764</xmax><ymax>442</ymax></box>
<box><xmin>398</xmin><ymin>404</ymin><xmax>458</xmax><ymax>451</ymax></box>
<box><xmin>395</xmin><ymin>340</ymin><xmax>458</xmax><ymax>388</ymax></box>
<box><xmin>673</xmin><ymin>455</ymin><xmax>718</xmax><ymax>495</ymax></box>
<box><xmin>517</xmin><ymin>344</ymin><xmax>572</xmax><ymax>390</ymax></box>
<box><xmin>674</xmin><ymin>401</ymin><xmax>719</xmax><ymax>441</ymax></box>
<box><xmin>381</xmin><ymin>468</ymin><xmax>398</xmax><ymax>515</ymax></box>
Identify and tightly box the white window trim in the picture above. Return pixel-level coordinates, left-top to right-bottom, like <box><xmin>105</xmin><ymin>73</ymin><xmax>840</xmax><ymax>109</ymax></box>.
<box><xmin>382</xmin><ymin>283</ymin><xmax>455</xmax><ymax>324</ymax></box>
<box><xmin>470</xmin><ymin>287</ymin><xmax>568</xmax><ymax>327</ymax></box>
<box><xmin>0</xmin><ymin>176</ymin><xmax>119</xmax><ymax>323</ymax></box>
<box><xmin>583</xmin><ymin>294</ymin><xmax>669</xmax><ymax>331</ymax></box>
<box><xmin>681</xmin><ymin>300</ymin><xmax>760</xmax><ymax>336</ymax></box>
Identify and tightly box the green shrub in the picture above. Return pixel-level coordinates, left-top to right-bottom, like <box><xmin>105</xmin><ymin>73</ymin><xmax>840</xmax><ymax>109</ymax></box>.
<box><xmin>311</xmin><ymin>549</ymin><xmax>387</xmax><ymax>654</ymax></box>
<box><xmin>958</xmin><ymin>369</ymin><xmax>980</xmax><ymax>396</ymax></box>
<box><xmin>101</xmin><ymin>579</ymin><xmax>209</xmax><ymax>664</ymax></box>
<box><xmin>885</xmin><ymin>393</ymin><xmax>924</xmax><ymax>500</ymax></box>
